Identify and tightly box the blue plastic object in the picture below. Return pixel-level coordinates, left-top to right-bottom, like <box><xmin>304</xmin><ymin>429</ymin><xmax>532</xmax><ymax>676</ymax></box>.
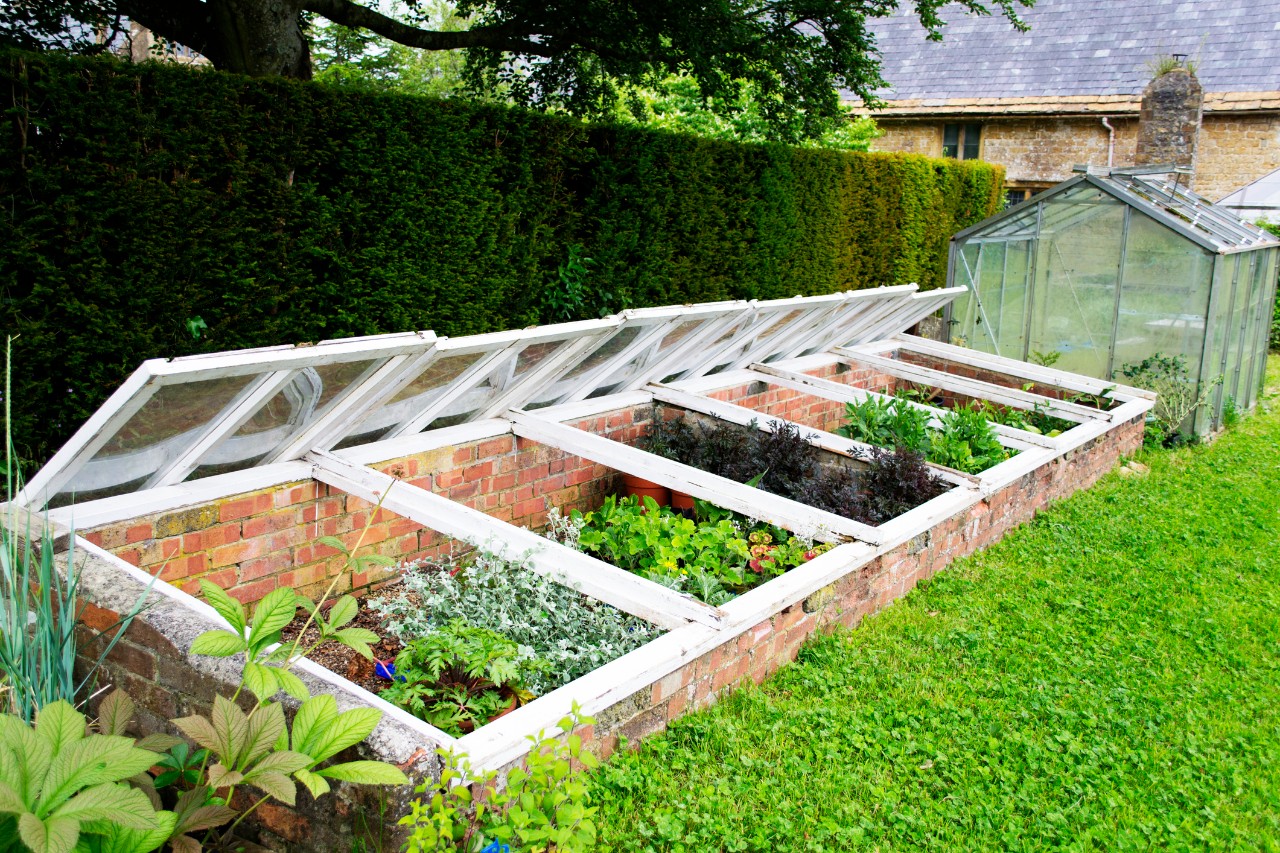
<box><xmin>374</xmin><ymin>659</ymin><xmax>405</xmax><ymax>682</ymax></box>
<box><xmin>480</xmin><ymin>842</ymin><xmax>510</xmax><ymax>853</ymax></box>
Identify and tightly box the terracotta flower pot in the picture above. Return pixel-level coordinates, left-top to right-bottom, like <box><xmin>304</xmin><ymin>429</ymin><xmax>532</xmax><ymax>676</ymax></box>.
<box><xmin>622</xmin><ymin>472</ymin><xmax>670</xmax><ymax>507</ymax></box>
<box><xmin>670</xmin><ymin>490</ymin><xmax>695</xmax><ymax>513</ymax></box>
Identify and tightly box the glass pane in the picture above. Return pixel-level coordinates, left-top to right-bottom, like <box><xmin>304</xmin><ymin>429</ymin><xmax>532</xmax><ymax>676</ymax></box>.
<box><xmin>60</xmin><ymin>375</ymin><xmax>255</xmax><ymax>503</ymax></box>
<box><xmin>963</xmin><ymin>124</ymin><xmax>981</xmax><ymax>160</ymax></box>
<box><xmin>1027</xmin><ymin>199</ymin><xmax>1126</xmax><ymax>378</ymax></box>
<box><xmin>1112</xmin><ymin>214</ymin><xmax>1213</xmax><ymax>381</ymax></box>
<box><xmin>336</xmin><ymin>351</ymin><xmax>486</xmax><ymax>448</ymax></box>
<box><xmin>997</xmin><ymin>240</ymin><xmax>1032</xmax><ymax>357</ymax></box>
<box><xmin>189</xmin><ymin>359</ymin><xmax>383</xmax><ymax>479</ymax></box>
<box><xmin>942</xmin><ymin>124</ymin><xmax>959</xmax><ymax>158</ymax></box>
<box><xmin>561</xmin><ymin>326</ymin><xmax>643</xmax><ymax>382</ymax></box>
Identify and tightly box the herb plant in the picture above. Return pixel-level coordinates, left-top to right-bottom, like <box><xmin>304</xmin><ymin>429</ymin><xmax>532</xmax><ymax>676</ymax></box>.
<box><xmin>856</xmin><ymin>447</ymin><xmax>949</xmax><ymax>524</ymax></box>
<box><xmin>400</xmin><ymin>706</ymin><xmax>599</xmax><ymax>853</ymax></box>
<box><xmin>380</xmin><ymin>621</ymin><xmax>544</xmax><ymax>736</ymax></box>
<box><xmin>837</xmin><ymin>395</ymin><xmax>1012</xmax><ymax>474</ymax></box>
<box><xmin>371</xmin><ymin>547</ymin><xmax>660</xmax><ymax>695</ymax></box>
<box><xmin>556</xmin><ymin>495</ymin><xmax>825</xmax><ymax>604</ymax></box>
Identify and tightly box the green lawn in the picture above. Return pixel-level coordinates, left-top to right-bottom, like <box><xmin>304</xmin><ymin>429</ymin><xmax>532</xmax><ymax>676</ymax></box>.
<box><xmin>590</xmin><ymin>357</ymin><xmax>1280</xmax><ymax>852</ymax></box>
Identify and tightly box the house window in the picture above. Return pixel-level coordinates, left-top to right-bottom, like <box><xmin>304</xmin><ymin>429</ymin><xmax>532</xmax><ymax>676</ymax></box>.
<box><xmin>943</xmin><ymin>123</ymin><xmax>982</xmax><ymax>160</ymax></box>
<box><xmin>1003</xmin><ymin>186</ymin><xmax>1051</xmax><ymax>209</ymax></box>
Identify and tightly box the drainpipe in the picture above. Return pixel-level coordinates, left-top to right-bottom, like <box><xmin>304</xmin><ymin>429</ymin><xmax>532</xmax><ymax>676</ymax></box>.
<box><xmin>1101</xmin><ymin>117</ymin><xmax>1115</xmax><ymax>168</ymax></box>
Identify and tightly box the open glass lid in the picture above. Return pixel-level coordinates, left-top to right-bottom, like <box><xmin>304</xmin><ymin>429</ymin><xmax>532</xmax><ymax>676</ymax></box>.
<box><xmin>19</xmin><ymin>285</ymin><xmax>962</xmax><ymax>508</ymax></box>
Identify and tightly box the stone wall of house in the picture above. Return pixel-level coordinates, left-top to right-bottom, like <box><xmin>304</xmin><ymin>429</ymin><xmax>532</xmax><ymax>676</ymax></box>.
<box><xmin>874</xmin><ymin>112</ymin><xmax>1280</xmax><ymax>201</ymax></box>
<box><xmin>1196</xmin><ymin>114</ymin><xmax>1280</xmax><ymax>202</ymax></box>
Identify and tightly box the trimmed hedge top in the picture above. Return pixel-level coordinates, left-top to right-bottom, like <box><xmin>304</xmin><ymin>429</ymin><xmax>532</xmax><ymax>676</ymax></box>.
<box><xmin>0</xmin><ymin>50</ymin><xmax>1003</xmax><ymax>470</ymax></box>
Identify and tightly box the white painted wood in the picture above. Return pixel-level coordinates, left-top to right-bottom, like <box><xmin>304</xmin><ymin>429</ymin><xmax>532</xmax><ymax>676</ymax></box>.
<box><xmin>870</xmin><ymin>485</ymin><xmax>985</xmax><ymax>546</ymax></box>
<box><xmin>261</xmin><ymin>355</ymin><xmax>407</xmax><ymax>464</ymax></box>
<box><xmin>523</xmin><ymin>390</ymin><xmax>655</xmax><ymax>425</ymax></box>
<box><xmin>505</xmin><ymin>409</ymin><xmax>882</xmax><ymax>545</ymax></box>
<box><xmin>46</xmin><ymin>461</ymin><xmax>315</xmax><ymax>531</ymax></box>
<box><xmin>555</xmin><ymin>321</ymin><xmax>674</xmax><ymax>405</ymax></box>
<box><xmin>773</xmin><ymin>287</ymin><xmax>913</xmax><ymax>360</ymax></box>
<box><xmin>307</xmin><ymin>450</ymin><xmax>717</xmax><ymax>630</ymax></box>
<box><xmin>834</xmin><ymin>348</ymin><xmax>1102</xmax><ymax>422</ymax></box>
<box><xmin>334</xmin><ymin>419</ymin><xmax>513</xmax><ymax>466</ymax></box>
<box><xmin>616</xmin><ymin>308</ymin><xmax>756</xmax><ymax>394</ymax></box>
<box><xmin>147</xmin><ymin>370</ymin><xmax>300</xmax><ymax>489</ymax></box>
<box><xmin>716</xmin><ymin>541</ymin><xmax>877</xmax><ymax>630</ymax></box>
<box><xmin>742</xmin><ymin>363</ymin><xmax>1057</xmax><ymax>450</ymax></box>
<box><xmin>149</xmin><ymin>333</ymin><xmax>435</xmax><ymax>382</ymax></box>
<box><xmin>892</xmin><ymin>334</ymin><xmax>1156</xmax><ymax>401</ymax></box>
<box><xmin>18</xmin><ymin>366</ymin><xmax>163</xmax><ymax>508</ymax></box>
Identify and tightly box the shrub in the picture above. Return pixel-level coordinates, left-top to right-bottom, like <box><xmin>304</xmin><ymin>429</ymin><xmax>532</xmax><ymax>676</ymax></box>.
<box><xmin>1118</xmin><ymin>353</ymin><xmax>1220</xmax><ymax>445</ymax></box>
<box><xmin>837</xmin><ymin>395</ymin><xmax>1011</xmax><ymax>474</ymax></box>
<box><xmin>370</xmin><ymin>548</ymin><xmax>660</xmax><ymax>695</ymax></box>
<box><xmin>0</xmin><ymin>48</ymin><xmax>1005</xmax><ymax>472</ymax></box>
<box><xmin>857</xmin><ymin>447</ymin><xmax>949</xmax><ymax>524</ymax></box>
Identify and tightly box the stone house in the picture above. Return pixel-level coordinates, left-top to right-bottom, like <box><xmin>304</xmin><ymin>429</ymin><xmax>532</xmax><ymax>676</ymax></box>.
<box><xmin>861</xmin><ymin>0</ymin><xmax>1280</xmax><ymax>205</ymax></box>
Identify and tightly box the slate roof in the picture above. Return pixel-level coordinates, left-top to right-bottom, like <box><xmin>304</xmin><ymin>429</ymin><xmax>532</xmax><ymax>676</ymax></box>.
<box><xmin>864</xmin><ymin>0</ymin><xmax>1280</xmax><ymax>103</ymax></box>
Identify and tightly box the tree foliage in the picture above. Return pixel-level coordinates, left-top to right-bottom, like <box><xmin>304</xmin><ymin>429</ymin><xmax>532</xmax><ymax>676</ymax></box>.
<box><xmin>0</xmin><ymin>0</ymin><xmax>1031</xmax><ymax>138</ymax></box>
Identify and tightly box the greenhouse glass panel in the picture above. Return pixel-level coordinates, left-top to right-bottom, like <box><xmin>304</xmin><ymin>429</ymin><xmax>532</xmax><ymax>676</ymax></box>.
<box><xmin>189</xmin><ymin>359</ymin><xmax>386</xmax><ymax>479</ymax></box>
<box><xmin>1112</xmin><ymin>213</ymin><xmax>1214</xmax><ymax>380</ymax></box>
<box><xmin>62</xmin><ymin>375</ymin><xmax>256</xmax><ymax>503</ymax></box>
<box><xmin>1026</xmin><ymin>196</ymin><xmax>1125</xmax><ymax>377</ymax></box>
<box><xmin>334</xmin><ymin>351</ymin><xmax>488</xmax><ymax>448</ymax></box>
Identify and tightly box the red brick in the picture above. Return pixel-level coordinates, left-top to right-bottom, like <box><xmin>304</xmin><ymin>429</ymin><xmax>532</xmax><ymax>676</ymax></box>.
<box><xmin>452</xmin><ymin>446</ymin><xmax>475</xmax><ymax>465</ymax></box>
<box><xmin>241</xmin><ymin>508</ymin><xmax>301</xmax><ymax>539</ymax></box>
<box><xmin>227</xmin><ymin>577</ymin><xmax>278</xmax><ymax>604</ymax></box>
<box><xmin>182</xmin><ymin>522</ymin><xmax>241</xmax><ymax>553</ymax></box>
<box><xmin>478</xmin><ymin>436</ymin><xmax>514</xmax><ymax>457</ymax></box>
<box><xmin>183</xmin><ymin>568</ymin><xmax>237</xmax><ymax>596</ymax></box>
<box><xmin>218</xmin><ymin>493</ymin><xmax>275</xmax><ymax>523</ymax></box>
<box><xmin>238</xmin><ymin>551</ymin><xmax>295</xmax><ymax>583</ymax></box>
<box><xmin>79</xmin><ymin>602</ymin><xmax>122</xmax><ymax>633</ymax></box>
<box><xmin>209</xmin><ymin>538</ymin><xmax>270</xmax><ymax>569</ymax></box>
<box><xmin>125</xmin><ymin>523</ymin><xmax>153</xmax><ymax>544</ymax></box>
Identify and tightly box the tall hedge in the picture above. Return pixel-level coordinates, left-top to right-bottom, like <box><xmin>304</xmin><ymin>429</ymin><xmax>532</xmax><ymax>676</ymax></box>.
<box><xmin>0</xmin><ymin>50</ymin><xmax>1004</xmax><ymax>468</ymax></box>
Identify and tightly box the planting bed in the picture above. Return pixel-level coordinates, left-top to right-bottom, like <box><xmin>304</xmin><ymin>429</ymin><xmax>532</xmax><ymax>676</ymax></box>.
<box><xmin>13</xmin><ymin>288</ymin><xmax>1153</xmax><ymax>850</ymax></box>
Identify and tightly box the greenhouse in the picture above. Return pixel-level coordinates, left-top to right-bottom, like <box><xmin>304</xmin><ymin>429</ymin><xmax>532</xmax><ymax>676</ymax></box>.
<box><xmin>14</xmin><ymin>286</ymin><xmax>1153</xmax><ymax>839</ymax></box>
<box><xmin>947</xmin><ymin>167</ymin><xmax>1280</xmax><ymax>433</ymax></box>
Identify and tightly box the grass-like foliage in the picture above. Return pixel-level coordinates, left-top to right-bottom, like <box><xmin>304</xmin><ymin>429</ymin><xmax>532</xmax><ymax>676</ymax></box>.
<box><xmin>371</xmin><ymin>548</ymin><xmax>660</xmax><ymax>696</ymax></box>
<box><xmin>589</xmin><ymin>359</ymin><xmax>1280</xmax><ymax>849</ymax></box>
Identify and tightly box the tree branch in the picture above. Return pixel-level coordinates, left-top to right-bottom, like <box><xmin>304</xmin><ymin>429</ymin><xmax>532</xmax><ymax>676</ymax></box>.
<box><xmin>303</xmin><ymin>0</ymin><xmax>555</xmax><ymax>57</ymax></box>
<box><xmin>117</xmin><ymin>0</ymin><xmax>224</xmax><ymax>63</ymax></box>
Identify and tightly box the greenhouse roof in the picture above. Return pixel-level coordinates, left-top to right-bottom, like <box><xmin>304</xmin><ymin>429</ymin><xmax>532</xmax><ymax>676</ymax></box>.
<box><xmin>954</xmin><ymin>170</ymin><xmax>1280</xmax><ymax>254</ymax></box>
<box><xmin>20</xmin><ymin>285</ymin><xmax>961</xmax><ymax>510</ymax></box>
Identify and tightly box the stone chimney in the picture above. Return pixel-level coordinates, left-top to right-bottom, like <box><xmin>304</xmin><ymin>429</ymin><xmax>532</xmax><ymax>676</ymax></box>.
<box><xmin>1134</xmin><ymin>65</ymin><xmax>1203</xmax><ymax>182</ymax></box>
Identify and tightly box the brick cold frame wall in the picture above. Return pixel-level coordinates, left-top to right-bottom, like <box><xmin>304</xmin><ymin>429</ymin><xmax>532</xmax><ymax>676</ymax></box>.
<box><xmin>71</xmin><ymin>358</ymin><xmax>1146</xmax><ymax>850</ymax></box>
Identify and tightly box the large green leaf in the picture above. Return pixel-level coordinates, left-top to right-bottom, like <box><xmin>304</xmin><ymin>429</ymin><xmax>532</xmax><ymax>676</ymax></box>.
<box><xmin>0</xmin><ymin>782</ymin><xmax>26</xmax><ymax>815</ymax></box>
<box><xmin>240</xmin><ymin>662</ymin><xmax>280</xmax><ymax>703</ymax></box>
<box><xmin>78</xmin><ymin>810</ymin><xmax>177</xmax><ymax>853</ymax></box>
<box><xmin>18</xmin><ymin>812</ymin><xmax>78</xmax><ymax>853</ymax></box>
<box><xmin>244</xmin><ymin>751</ymin><xmax>310</xmax><ymax>778</ymax></box>
<box><xmin>289</xmin><ymin>696</ymin><xmax>338</xmax><ymax>758</ymax></box>
<box><xmin>292</xmin><ymin>769</ymin><xmax>330</xmax><ymax>800</ymax></box>
<box><xmin>237</xmin><ymin>704</ymin><xmax>285</xmax><ymax>769</ymax></box>
<box><xmin>198</xmin><ymin>582</ymin><xmax>245</xmax><ymax>635</ymax></box>
<box><xmin>207</xmin><ymin>697</ymin><xmax>249</xmax><ymax>766</ymax></box>
<box><xmin>204</xmin><ymin>764</ymin><xmax>243</xmax><ymax>790</ymax></box>
<box><xmin>273</xmin><ymin>669</ymin><xmax>310</xmax><ymax>703</ymax></box>
<box><xmin>94</xmin><ymin>693</ymin><xmax>133</xmax><ymax>739</ymax></box>
<box><xmin>246</xmin><ymin>771</ymin><xmax>295</xmax><ymax>806</ymax></box>
<box><xmin>325</xmin><ymin>596</ymin><xmax>358</xmax><ymax>631</ymax></box>
<box><xmin>170</xmin><ymin>716</ymin><xmax>218</xmax><ymax>756</ymax></box>
<box><xmin>35</xmin><ymin>703</ymin><xmax>86</xmax><ymax>758</ymax></box>
<box><xmin>49</xmin><ymin>784</ymin><xmax>157</xmax><ymax>829</ymax></box>
<box><xmin>247</xmin><ymin>588</ymin><xmax>299</xmax><ymax>649</ymax></box>
<box><xmin>40</xmin><ymin>739</ymin><xmax>156</xmax><ymax>815</ymax></box>
<box><xmin>305</xmin><ymin>708</ymin><xmax>382</xmax><ymax>765</ymax></box>
<box><xmin>188</xmin><ymin>630</ymin><xmax>246</xmax><ymax>658</ymax></box>
<box><xmin>315</xmin><ymin>761</ymin><xmax>409</xmax><ymax>786</ymax></box>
